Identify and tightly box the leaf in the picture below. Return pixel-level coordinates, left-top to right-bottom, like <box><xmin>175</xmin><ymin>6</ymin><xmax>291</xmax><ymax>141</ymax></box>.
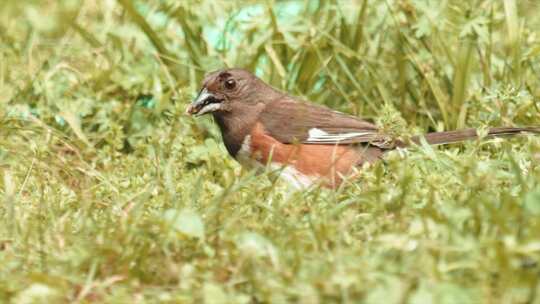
<box><xmin>452</xmin><ymin>41</ymin><xmax>474</xmax><ymax>129</ymax></box>
<box><xmin>13</xmin><ymin>283</ymin><xmax>62</xmax><ymax>304</ymax></box>
<box><xmin>524</xmin><ymin>187</ymin><xmax>540</xmax><ymax>215</ymax></box>
<box><xmin>60</xmin><ymin>111</ymin><xmax>92</xmax><ymax>147</ymax></box>
<box><xmin>164</xmin><ymin>209</ymin><xmax>205</xmax><ymax>239</ymax></box>
<box><xmin>236</xmin><ymin>232</ymin><xmax>279</xmax><ymax>266</ymax></box>
<box><xmin>203</xmin><ymin>283</ymin><xmax>227</xmax><ymax>304</ymax></box>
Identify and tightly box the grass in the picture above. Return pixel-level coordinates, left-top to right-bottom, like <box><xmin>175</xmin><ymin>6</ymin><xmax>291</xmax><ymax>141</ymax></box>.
<box><xmin>1</xmin><ymin>0</ymin><xmax>540</xmax><ymax>303</ymax></box>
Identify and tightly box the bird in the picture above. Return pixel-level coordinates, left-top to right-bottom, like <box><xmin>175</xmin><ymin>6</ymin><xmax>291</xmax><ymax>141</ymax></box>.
<box><xmin>186</xmin><ymin>68</ymin><xmax>539</xmax><ymax>189</ymax></box>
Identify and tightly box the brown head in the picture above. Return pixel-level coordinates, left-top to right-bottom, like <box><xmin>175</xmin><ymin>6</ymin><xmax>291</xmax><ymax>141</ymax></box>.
<box><xmin>186</xmin><ymin>68</ymin><xmax>275</xmax><ymax>116</ymax></box>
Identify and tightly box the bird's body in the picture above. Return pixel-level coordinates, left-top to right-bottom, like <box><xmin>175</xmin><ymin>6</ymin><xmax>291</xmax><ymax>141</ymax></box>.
<box><xmin>187</xmin><ymin>68</ymin><xmax>539</xmax><ymax>188</ymax></box>
<box><xmin>233</xmin><ymin>122</ymin><xmax>384</xmax><ymax>188</ymax></box>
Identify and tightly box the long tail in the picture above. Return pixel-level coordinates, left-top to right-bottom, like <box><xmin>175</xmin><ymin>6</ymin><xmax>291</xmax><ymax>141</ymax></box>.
<box><xmin>410</xmin><ymin>127</ymin><xmax>540</xmax><ymax>146</ymax></box>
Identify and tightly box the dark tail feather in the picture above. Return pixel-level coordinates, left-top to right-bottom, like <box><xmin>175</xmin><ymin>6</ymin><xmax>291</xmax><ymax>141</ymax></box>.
<box><xmin>410</xmin><ymin>127</ymin><xmax>540</xmax><ymax>146</ymax></box>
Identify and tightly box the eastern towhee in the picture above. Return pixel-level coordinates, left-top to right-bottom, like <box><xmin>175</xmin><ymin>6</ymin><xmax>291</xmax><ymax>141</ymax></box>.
<box><xmin>186</xmin><ymin>68</ymin><xmax>539</xmax><ymax>188</ymax></box>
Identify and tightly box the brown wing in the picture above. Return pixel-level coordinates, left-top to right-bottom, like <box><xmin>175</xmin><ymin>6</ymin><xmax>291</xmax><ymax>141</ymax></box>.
<box><xmin>259</xmin><ymin>98</ymin><xmax>392</xmax><ymax>147</ymax></box>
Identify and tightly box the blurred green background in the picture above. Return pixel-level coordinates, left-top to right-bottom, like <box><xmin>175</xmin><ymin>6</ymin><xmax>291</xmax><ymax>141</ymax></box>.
<box><xmin>1</xmin><ymin>0</ymin><xmax>540</xmax><ymax>303</ymax></box>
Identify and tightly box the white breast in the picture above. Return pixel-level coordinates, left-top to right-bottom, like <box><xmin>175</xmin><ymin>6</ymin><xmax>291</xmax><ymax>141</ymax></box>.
<box><xmin>234</xmin><ymin>135</ymin><xmax>318</xmax><ymax>189</ymax></box>
<box><xmin>235</xmin><ymin>135</ymin><xmax>260</xmax><ymax>169</ymax></box>
<box><xmin>269</xmin><ymin>164</ymin><xmax>318</xmax><ymax>189</ymax></box>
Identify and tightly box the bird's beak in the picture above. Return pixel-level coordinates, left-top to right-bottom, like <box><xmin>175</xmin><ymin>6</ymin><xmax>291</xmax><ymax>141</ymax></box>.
<box><xmin>186</xmin><ymin>88</ymin><xmax>221</xmax><ymax>116</ymax></box>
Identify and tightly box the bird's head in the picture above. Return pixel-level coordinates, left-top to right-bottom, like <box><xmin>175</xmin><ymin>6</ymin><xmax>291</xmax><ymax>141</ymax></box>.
<box><xmin>186</xmin><ymin>68</ymin><xmax>262</xmax><ymax>116</ymax></box>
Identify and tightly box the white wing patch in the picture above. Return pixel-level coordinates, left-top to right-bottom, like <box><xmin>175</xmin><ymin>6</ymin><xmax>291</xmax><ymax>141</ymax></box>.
<box><xmin>307</xmin><ymin>128</ymin><xmax>374</xmax><ymax>143</ymax></box>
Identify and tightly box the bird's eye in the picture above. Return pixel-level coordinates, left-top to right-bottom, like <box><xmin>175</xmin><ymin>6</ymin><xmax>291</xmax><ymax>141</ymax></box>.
<box><xmin>224</xmin><ymin>79</ymin><xmax>236</xmax><ymax>90</ymax></box>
